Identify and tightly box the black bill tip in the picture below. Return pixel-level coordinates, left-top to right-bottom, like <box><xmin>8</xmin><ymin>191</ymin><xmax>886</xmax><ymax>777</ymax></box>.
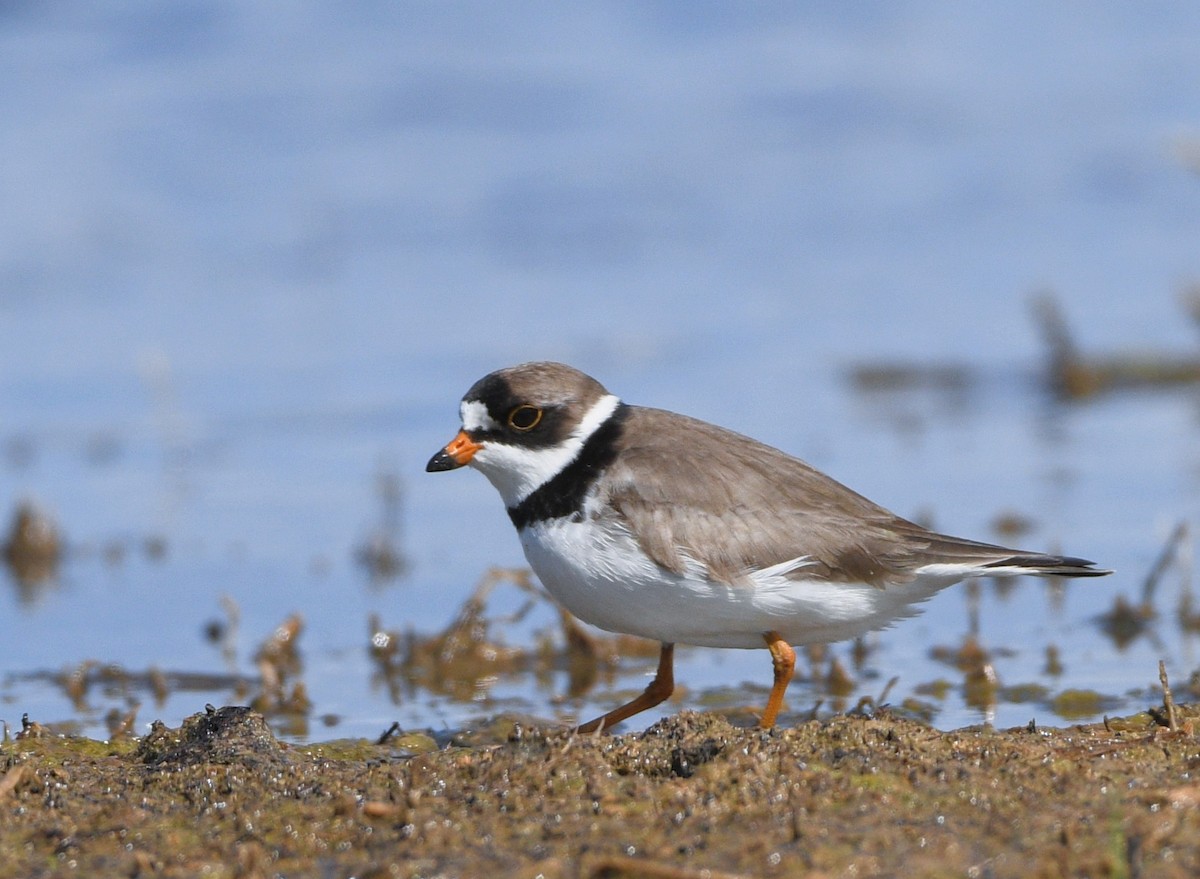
<box><xmin>426</xmin><ymin>449</ymin><xmax>463</xmax><ymax>472</ymax></box>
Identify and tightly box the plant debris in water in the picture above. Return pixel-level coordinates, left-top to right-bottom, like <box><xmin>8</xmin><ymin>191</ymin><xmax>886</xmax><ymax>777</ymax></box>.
<box><xmin>847</xmin><ymin>292</ymin><xmax>1200</xmax><ymax>402</ymax></box>
<box><xmin>7</xmin><ymin>547</ymin><xmax>1196</xmax><ymax>741</ymax></box>
<box><xmin>1030</xmin><ymin>291</ymin><xmax>1200</xmax><ymax>399</ymax></box>
<box><xmin>2</xmin><ymin>500</ymin><xmax>61</xmax><ymax>592</ymax></box>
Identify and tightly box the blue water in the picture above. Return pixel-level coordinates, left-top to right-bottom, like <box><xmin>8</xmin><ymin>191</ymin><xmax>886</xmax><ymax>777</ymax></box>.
<box><xmin>2</xmin><ymin>2</ymin><xmax>1198</xmax><ymax>740</ymax></box>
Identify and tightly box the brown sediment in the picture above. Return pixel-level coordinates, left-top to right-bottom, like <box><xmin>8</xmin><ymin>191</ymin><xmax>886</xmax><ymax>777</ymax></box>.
<box><xmin>1</xmin><ymin>703</ymin><xmax>1199</xmax><ymax>878</ymax></box>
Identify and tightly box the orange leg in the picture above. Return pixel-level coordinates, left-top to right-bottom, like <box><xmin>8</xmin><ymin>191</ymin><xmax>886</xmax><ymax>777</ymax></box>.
<box><xmin>576</xmin><ymin>642</ymin><xmax>675</xmax><ymax>734</ymax></box>
<box><xmin>760</xmin><ymin>631</ymin><xmax>796</xmax><ymax>728</ymax></box>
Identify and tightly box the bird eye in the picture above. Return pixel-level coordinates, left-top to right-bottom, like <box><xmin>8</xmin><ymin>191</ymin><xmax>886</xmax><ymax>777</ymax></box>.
<box><xmin>507</xmin><ymin>405</ymin><xmax>543</xmax><ymax>432</ymax></box>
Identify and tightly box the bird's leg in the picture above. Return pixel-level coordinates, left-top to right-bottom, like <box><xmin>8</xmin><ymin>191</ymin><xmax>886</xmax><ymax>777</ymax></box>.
<box><xmin>760</xmin><ymin>631</ymin><xmax>796</xmax><ymax>728</ymax></box>
<box><xmin>575</xmin><ymin>642</ymin><xmax>675</xmax><ymax>734</ymax></box>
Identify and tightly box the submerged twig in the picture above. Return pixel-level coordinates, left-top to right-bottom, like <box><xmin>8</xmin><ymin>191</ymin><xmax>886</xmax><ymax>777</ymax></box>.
<box><xmin>877</xmin><ymin>675</ymin><xmax>900</xmax><ymax>706</ymax></box>
<box><xmin>1141</xmin><ymin>521</ymin><xmax>1189</xmax><ymax>609</ymax></box>
<box><xmin>1158</xmin><ymin>661</ymin><xmax>1179</xmax><ymax>733</ymax></box>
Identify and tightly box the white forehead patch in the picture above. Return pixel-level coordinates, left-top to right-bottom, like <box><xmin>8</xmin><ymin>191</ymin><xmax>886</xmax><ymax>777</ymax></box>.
<box><xmin>460</xmin><ymin>399</ymin><xmax>499</xmax><ymax>432</ymax></box>
<box><xmin>469</xmin><ymin>393</ymin><xmax>621</xmax><ymax>508</ymax></box>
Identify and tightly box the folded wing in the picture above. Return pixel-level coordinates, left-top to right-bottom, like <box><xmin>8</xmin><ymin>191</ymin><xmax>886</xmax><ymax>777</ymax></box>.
<box><xmin>603</xmin><ymin>407</ymin><xmax>1109</xmax><ymax>587</ymax></box>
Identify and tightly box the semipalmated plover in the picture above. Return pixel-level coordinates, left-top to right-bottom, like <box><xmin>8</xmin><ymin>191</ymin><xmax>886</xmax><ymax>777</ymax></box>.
<box><xmin>427</xmin><ymin>362</ymin><xmax>1109</xmax><ymax>732</ymax></box>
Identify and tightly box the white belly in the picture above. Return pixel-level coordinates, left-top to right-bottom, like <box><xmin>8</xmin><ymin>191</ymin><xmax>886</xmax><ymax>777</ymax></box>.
<box><xmin>518</xmin><ymin>517</ymin><xmax>958</xmax><ymax>649</ymax></box>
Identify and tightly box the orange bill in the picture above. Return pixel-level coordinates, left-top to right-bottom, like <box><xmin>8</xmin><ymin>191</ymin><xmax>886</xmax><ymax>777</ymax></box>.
<box><xmin>426</xmin><ymin>430</ymin><xmax>482</xmax><ymax>472</ymax></box>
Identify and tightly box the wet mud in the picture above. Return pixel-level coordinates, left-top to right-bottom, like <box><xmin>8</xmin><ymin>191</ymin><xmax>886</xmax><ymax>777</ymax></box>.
<box><xmin>3</xmin><ymin>702</ymin><xmax>1200</xmax><ymax>878</ymax></box>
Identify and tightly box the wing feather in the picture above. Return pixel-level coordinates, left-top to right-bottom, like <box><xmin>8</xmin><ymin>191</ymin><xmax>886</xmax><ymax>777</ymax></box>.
<box><xmin>600</xmin><ymin>407</ymin><xmax>1106</xmax><ymax>586</ymax></box>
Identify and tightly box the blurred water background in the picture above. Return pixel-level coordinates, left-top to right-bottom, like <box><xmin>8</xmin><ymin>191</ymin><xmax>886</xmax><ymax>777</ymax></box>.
<box><xmin>2</xmin><ymin>2</ymin><xmax>1199</xmax><ymax>741</ymax></box>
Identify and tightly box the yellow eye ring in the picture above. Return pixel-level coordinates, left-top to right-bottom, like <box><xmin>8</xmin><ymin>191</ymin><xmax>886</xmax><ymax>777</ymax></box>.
<box><xmin>507</xmin><ymin>405</ymin><xmax>543</xmax><ymax>432</ymax></box>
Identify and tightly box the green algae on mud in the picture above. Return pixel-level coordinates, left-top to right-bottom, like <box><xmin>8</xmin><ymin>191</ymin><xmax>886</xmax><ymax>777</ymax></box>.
<box><xmin>2</xmin><ymin>705</ymin><xmax>1200</xmax><ymax>878</ymax></box>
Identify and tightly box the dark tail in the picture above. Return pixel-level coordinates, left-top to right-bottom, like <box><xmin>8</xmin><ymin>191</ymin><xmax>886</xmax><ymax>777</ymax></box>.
<box><xmin>982</xmin><ymin>554</ymin><xmax>1112</xmax><ymax>578</ymax></box>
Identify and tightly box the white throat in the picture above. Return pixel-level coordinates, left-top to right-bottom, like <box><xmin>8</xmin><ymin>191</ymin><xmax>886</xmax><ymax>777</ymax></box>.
<box><xmin>468</xmin><ymin>393</ymin><xmax>621</xmax><ymax>508</ymax></box>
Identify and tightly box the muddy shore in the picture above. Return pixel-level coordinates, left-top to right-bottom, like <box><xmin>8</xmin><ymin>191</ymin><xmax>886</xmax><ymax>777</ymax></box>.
<box><xmin>2</xmin><ymin>702</ymin><xmax>1199</xmax><ymax>878</ymax></box>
